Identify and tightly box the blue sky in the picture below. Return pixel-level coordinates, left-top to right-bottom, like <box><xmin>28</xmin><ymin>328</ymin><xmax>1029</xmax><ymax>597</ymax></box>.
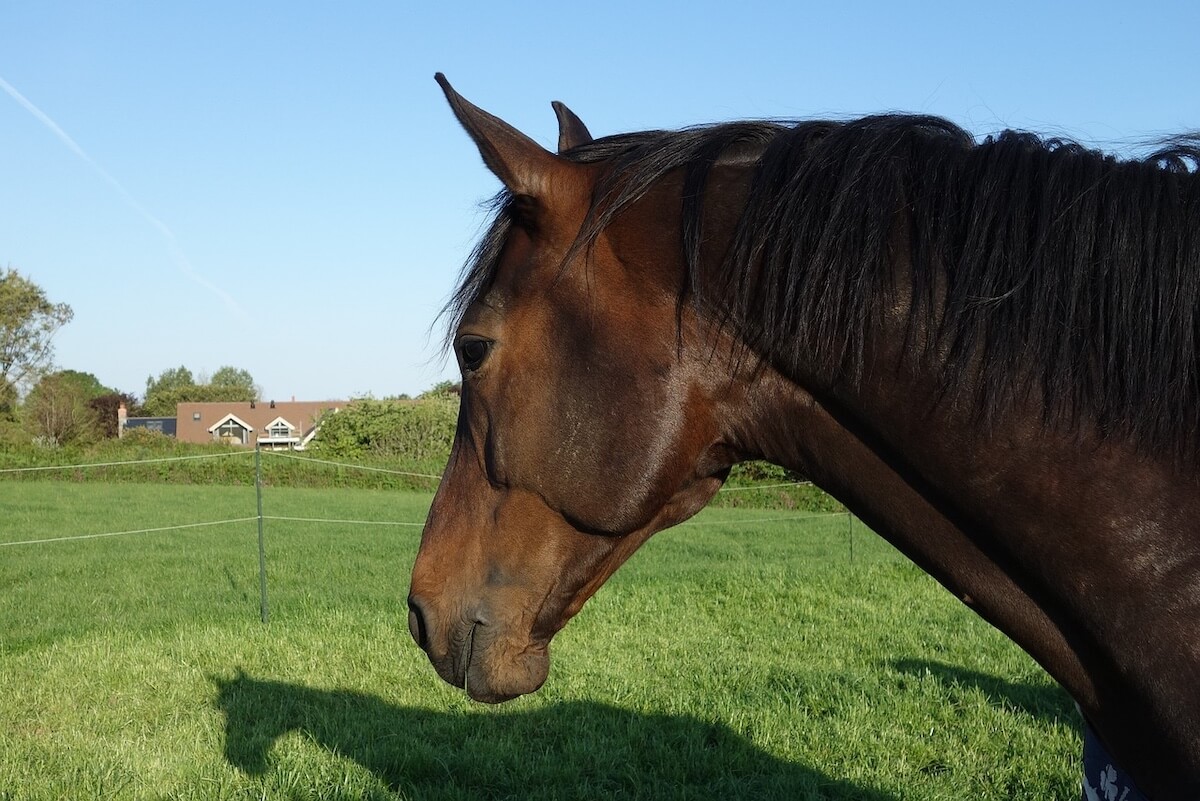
<box><xmin>2</xmin><ymin>1</ymin><xmax>1197</xmax><ymax>401</ymax></box>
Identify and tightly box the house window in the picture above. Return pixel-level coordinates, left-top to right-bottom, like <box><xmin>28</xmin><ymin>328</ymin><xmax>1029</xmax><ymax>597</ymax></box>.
<box><xmin>215</xmin><ymin>420</ymin><xmax>248</xmax><ymax>444</ymax></box>
<box><xmin>192</xmin><ymin>412</ymin><xmax>201</xmax><ymax>421</ymax></box>
<box><xmin>268</xmin><ymin>421</ymin><xmax>292</xmax><ymax>439</ymax></box>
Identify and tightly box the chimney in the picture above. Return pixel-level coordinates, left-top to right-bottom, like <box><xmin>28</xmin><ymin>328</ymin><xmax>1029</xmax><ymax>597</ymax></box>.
<box><xmin>117</xmin><ymin>402</ymin><xmax>128</xmax><ymax>438</ymax></box>
<box><xmin>270</xmin><ymin>400</ymin><xmax>275</xmax><ymax>409</ymax></box>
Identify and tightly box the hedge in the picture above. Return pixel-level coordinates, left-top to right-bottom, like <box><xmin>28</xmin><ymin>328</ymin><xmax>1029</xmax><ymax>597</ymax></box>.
<box><xmin>0</xmin><ymin>398</ymin><xmax>841</xmax><ymax>511</ymax></box>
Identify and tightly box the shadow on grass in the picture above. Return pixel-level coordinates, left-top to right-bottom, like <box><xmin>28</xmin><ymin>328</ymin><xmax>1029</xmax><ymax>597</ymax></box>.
<box><xmin>890</xmin><ymin>659</ymin><xmax>1078</xmax><ymax>728</ymax></box>
<box><xmin>215</xmin><ymin>671</ymin><xmax>898</xmax><ymax>800</ymax></box>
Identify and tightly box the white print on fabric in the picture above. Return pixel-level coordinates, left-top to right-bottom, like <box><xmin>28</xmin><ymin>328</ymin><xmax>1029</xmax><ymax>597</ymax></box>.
<box><xmin>1082</xmin><ymin>763</ymin><xmax>1132</xmax><ymax>801</ymax></box>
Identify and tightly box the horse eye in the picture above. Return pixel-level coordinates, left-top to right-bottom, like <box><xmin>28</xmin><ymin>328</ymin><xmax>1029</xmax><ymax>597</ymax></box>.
<box><xmin>458</xmin><ymin>338</ymin><xmax>492</xmax><ymax>372</ymax></box>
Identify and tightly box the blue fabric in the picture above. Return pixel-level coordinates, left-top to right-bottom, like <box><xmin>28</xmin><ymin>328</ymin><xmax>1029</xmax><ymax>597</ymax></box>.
<box><xmin>1081</xmin><ymin>721</ymin><xmax>1150</xmax><ymax>801</ymax></box>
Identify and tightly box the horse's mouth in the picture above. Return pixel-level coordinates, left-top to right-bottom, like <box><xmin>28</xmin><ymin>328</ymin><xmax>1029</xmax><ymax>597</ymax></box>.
<box><xmin>455</xmin><ymin>621</ymin><xmax>479</xmax><ymax>689</ymax></box>
<box><xmin>451</xmin><ymin>622</ymin><xmax>550</xmax><ymax>704</ymax></box>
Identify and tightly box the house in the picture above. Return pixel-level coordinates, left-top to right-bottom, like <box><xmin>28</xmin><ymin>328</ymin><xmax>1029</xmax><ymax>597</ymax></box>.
<box><xmin>119</xmin><ymin>399</ymin><xmax>345</xmax><ymax>450</ymax></box>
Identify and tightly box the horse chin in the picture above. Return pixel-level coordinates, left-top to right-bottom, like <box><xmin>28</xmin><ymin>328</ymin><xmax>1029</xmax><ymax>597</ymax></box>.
<box><xmin>462</xmin><ymin>639</ymin><xmax>550</xmax><ymax>704</ymax></box>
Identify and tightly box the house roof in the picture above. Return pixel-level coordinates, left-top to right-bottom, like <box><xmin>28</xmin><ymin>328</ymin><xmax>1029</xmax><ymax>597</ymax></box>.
<box><xmin>174</xmin><ymin>400</ymin><xmax>346</xmax><ymax>445</ymax></box>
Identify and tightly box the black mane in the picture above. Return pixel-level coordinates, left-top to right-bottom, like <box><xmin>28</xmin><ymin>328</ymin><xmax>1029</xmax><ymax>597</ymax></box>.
<box><xmin>448</xmin><ymin>114</ymin><xmax>1200</xmax><ymax>455</ymax></box>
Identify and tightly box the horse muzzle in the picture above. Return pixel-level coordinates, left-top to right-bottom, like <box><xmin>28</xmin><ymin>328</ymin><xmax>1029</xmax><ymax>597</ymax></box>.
<box><xmin>407</xmin><ymin>592</ymin><xmax>550</xmax><ymax>703</ymax></box>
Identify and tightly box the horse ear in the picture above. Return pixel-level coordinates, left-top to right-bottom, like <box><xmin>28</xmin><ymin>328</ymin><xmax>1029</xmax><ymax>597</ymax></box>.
<box><xmin>435</xmin><ymin>73</ymin><xmax>564</xmax><ymax>197</ymax></box>
<box><xmin>552</xmin><ymin>101</ymin><xmax>593</xmax><ymax>152</ymax></box>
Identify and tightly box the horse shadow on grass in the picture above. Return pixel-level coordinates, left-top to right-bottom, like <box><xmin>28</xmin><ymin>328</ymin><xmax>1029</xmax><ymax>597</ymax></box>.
<box><xmin>889</xmin><ymin>658</ymin><xmax>1079</xmax><ymax>728</ymax></box>
<box><xmin>215</xmin><ymin>671</ymin><xmax>899</xmax><ymax>800</ymax></box>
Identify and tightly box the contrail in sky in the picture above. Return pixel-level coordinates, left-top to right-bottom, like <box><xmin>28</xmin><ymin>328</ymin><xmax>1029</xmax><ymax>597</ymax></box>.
<box><xmin>0</xmin><ymin>75</ymin><xmax>249</xmax><ymax>320</ymax></box>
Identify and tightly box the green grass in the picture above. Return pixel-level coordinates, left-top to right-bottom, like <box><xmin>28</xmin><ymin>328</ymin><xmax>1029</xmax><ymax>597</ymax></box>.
<box><xmin>0</xmin><ymin>480</ymin><xmax>1079</xmax><ymax>800</ymax></box>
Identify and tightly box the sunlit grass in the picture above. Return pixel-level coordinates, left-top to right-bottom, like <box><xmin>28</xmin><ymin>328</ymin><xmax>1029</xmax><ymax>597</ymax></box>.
<box><xmin>0</xmin><ymin>481</ymin><xmax>1078</xmax><ymax>799</ymax></box>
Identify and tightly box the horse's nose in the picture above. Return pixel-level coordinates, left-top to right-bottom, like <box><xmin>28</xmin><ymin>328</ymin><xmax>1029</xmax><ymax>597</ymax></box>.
<box><xmin>407</xmin><ymin>593</ymin><xmax>430</xmax><ymax>652</ymax></box>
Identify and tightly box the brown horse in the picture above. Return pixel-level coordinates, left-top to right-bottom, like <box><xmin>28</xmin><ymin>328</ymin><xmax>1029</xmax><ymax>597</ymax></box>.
<box><xmin>408</xmin><ymin>75</ymin><xmax>1200</xmax><ymax>799</ymax></box>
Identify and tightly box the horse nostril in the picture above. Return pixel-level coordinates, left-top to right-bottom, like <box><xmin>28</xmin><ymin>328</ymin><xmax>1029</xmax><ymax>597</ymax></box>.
<box><xmin>407</xmin><ymin>595</ymin><xmax>429</xmax><ymax>651</ymax></box>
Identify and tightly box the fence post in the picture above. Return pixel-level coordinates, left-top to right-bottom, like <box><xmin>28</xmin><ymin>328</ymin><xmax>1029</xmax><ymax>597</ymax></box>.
<box><xmin>256</xmin><ymin>443</ymin><xmax>269</xmax><ymax>623</ymax></box>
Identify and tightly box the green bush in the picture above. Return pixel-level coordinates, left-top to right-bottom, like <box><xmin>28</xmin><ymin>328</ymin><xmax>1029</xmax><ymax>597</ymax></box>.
<box><xmin>307</xmin><ymin>398</ymin><xmax>458</xmax><ymax>464</ymax></box>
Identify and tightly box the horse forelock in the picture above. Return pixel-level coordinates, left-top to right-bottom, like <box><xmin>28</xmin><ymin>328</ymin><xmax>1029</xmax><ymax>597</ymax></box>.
<box><xmin>440</xmin><ymin>190</ymin><xmax>513</xmax><ymax>352</ymax></box>
<box><xmin>445</xmin><ymin>113</ymin><xmax>1200</xmax><ymax>459</ymax></box>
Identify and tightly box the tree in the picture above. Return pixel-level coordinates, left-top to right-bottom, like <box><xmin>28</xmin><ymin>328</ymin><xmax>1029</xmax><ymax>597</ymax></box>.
<box><xmin>142</xmin><ymin>366</ymin><xmax>196</xmax><ymax>416</ymax></box>
<box><xmin>24</xmin><ymin>369</ymin><xmax>117</xmax><ymax>436</ymax></box>
<box><xmin>0</xmin><ymin>377</ymin><xmax>16</xmax><ymax>421</ymax></box>
<box><xmin>141</xmin><ymin>364</ymin><xmax>259</xmax><ymax>416</ymax></box>
<box><xmin>0</xmin><ymin>267</ymin><xmax>73</xmax><ymax>396</ymax></box>
<box><xmin>210</xmin><ymin>365</ymin><xmax>260</xmax><ymax>398</ymax></box>
<box><xmin>53</xmin><ymin>369</ymin><xmax>112</xmax><ymax>400</ymax></box>
<box><xmin>145</xmin><ymin>365</ymin><xmax>195</xmax><ymax>399</ymax></box>
<box><xmin>90</xmin><ymin>391</ymin><xmax>139</xmax><ymax>438</ymax></box>
<box><xmin>24</xmin><ymin>373</ymin><xmax>99</xmax><ymax>446</ymax></box>
<box><xmin>419</xmin><ymin>380</ymin><xmax>461</xmax><ymax>399</ymax></box>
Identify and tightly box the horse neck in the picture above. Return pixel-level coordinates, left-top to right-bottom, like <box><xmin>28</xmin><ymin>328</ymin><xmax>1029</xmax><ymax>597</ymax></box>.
<box><xmin>673</xmin><ymin>143</ymin><xmax>1200</xmax><ymax>796</ymax></box>
<box><xmin>728</xmin><ymin>333</ymin><xmax>1200</xmax><ymax>797</ymax></box>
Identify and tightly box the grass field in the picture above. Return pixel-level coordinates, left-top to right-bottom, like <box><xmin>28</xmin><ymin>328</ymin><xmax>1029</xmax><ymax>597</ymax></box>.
<box><xmin>0</xmin><ymin>480</ymin><xmax>1079</xmax><ymax>799</ymax></box>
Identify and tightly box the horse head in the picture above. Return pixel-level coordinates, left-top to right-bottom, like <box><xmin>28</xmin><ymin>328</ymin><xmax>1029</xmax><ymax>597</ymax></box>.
<box><xmin>406</xmin><ymin>76</ymin><xmax>762</xmax><ymax>702</ymax></box>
